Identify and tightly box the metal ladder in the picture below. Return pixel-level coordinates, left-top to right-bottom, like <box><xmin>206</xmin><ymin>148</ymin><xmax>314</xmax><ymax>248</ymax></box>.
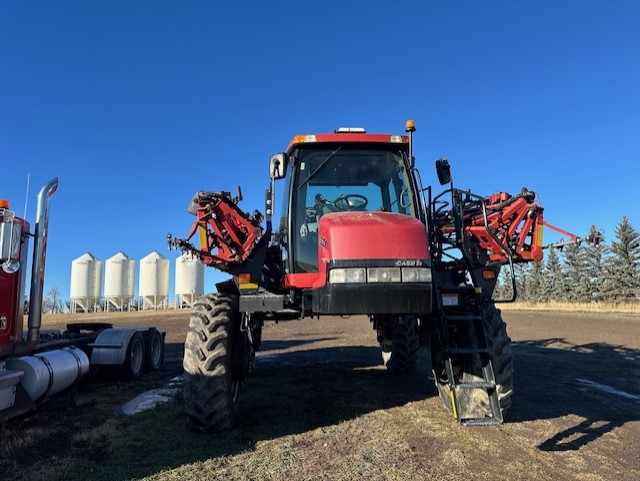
<box><xmin>437</xmin><ymin>285</ymin><xmax>503</xmax><ymax>426</ymax></box>
<box><xmin>426</xmin><ymin>168</ymin><xmax>506</xmax><ymax>425</ymax></box>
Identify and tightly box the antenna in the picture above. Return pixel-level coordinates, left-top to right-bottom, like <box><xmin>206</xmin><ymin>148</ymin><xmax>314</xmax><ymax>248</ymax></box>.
<box><xmin>23</xmin><ymin>173</ymin><xmax>31</xmax><ymax>219</ymax></box>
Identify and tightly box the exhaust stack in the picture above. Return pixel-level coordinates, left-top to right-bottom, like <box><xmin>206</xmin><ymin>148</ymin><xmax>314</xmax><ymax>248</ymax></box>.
<box><xmin>15</xmin><ymin>178</ymin><xmax>58</xmax><ymax>356</ymax></box>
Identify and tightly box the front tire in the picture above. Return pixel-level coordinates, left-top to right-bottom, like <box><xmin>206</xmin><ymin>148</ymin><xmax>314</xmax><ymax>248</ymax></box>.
<box><xmin>431</xmin><ymin>302</ymin><xmax>514</xmax><ymax>418</ymax></box>
<box><xmin>183</xmin><ymin>293</ymin><xmax>240</xmax><ymax>432</ymax></box>
<box><xmin>380</xmin><ymin>315</ymin><xmax>419</xmax><ymax>374</ymax></box>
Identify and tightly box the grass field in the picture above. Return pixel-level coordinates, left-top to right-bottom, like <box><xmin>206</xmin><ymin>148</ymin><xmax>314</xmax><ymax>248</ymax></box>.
<box><xmin>502</xmin><ymin>301</ymin><xmax>640</xmax><ymax>314</ymax></box>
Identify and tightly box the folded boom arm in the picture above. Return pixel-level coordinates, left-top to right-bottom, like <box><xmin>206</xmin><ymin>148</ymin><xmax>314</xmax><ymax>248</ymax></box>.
<box><xmin>433</xmin><ymin>188</ymin><xmax>599</xmax><ymax>266</ymax></box>
<box><xmin>169</xmin><ymin>191</ymin><xmax>264</xmax><ymax>272</ymax></box>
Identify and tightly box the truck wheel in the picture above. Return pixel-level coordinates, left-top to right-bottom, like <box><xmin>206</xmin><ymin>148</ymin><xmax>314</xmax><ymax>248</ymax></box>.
<box><xmin>183</xmin><ymin>293</ymin><xmax>240</xmax><ymax>432</ymax></box>
<box><xmin>431</xmin><ymin>303</ymin><xmax>514</xmax><ymax>418</ymax></box>
<box><xmin>381</xmin><ymin>315</ymin><xmax>419</xmax><ymax>374</ymax></box>
<box><xmin>144</xmin><ymin>328</ymin><xmax>164</xmax><ymax>372</ymax></box>
<box><xmin>120</xmin><ymin>331</ymin><xmax>145</xmax><ymax>380</ymax></box>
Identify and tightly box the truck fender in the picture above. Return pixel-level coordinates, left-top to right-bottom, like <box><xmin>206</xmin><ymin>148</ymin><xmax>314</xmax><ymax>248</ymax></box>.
<box><xmin>89</xmin><ymin>328</ymin><xmax>146</xmax><ymax>366</ymax></box>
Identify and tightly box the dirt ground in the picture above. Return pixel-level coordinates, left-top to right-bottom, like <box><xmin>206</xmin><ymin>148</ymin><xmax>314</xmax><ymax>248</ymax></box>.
<box><xmin>2</xmin><ymin>307</ymin><xmax>639</xmax><ymax>480</ymax></box>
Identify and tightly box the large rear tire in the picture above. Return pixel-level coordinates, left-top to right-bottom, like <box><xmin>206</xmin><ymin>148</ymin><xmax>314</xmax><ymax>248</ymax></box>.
<box><xmin>431</xmin><ymin>303</ymin><xmax>514</xmax><ymax>418</ymax></box>
<box><xmin>380</xmin><ymin>315</ymin><xmax>419</xmax><ymax>374</ymax></box>
<box><xmin>183</xmin><ymin>293</ymin><xmax>240</xmax><ymax>432</ymax></box>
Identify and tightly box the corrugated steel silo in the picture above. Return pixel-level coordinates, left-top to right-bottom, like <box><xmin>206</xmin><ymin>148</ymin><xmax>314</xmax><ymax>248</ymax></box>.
<box><xmin>104</xmin><ymin>251</ymin><xmax>135</xmax><ymax>311</ymax></box>
<box><xmin>70</xmin><ymin>252</ymin><xmax>102</xmax><ymax>313</ymax></box>
<box><xmin>139</xmin><ymin>251</ymin><xmax>170</xmax><ymax>310</ymax></box>
<box><xmin>175</xmin><ymin>253</ymin><xmax>204</xmax><ymax>308</ymax></box>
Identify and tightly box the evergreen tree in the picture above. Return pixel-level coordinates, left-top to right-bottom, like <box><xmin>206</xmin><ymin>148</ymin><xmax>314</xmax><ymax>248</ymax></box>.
<box><xmin>583</xmin><ymin>224</ymin><xmax>608</xmax><ymax>302</ymax></box>
<box><xmin>514</xmin><ymin>263</ymin><xmax>530</xmax><ymax>301</ymax></box>
<box><xmin>494</xmin><ymin>266</ymin><xmax>514</xmax><ymax>301</ymax></box>
<box><xmin>543</xmin><ymin>248</ymin><xmax>566</xmax><ymax>301</ymax></box>
<box><xmin>562</xmin><ymin>242</ymin><xmax>590</xmax><ymax>302</ymax></box>
<box><xmin>602</xmin><ymin>217</ymin><xmax>640</xmax><ymax>301</ymax></box>
<box><xmin>526</xmin><ymin>260</ymin><xmax>545</xmax><ymax>302</ymax></box>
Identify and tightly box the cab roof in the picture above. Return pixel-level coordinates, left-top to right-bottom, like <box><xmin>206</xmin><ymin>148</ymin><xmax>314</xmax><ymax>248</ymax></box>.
<box><xmin>286</xmin><ymin>132</ymin><xmax>409</xmax><ymax>154</ymax></box>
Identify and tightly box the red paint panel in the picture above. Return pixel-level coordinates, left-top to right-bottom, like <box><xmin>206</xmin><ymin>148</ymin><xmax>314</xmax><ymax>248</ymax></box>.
<box><xmin>287</xmin><ymin>133</ymin><xmax>408</xmax><ymax>153</ymax></box>
<box><xmin>284</xmin><ymin>272</ymin><xmax>321</xmax><ymax>289</ymax></box>
<box><xmin>319</xmin><ymin>212</ymin><xmax>429</xmax><ymax>261</ymax></box>
<box><xmin>0</xmin><ymin>218</ymin><xmax>29</xmax><ymax>352</ymax></box>
<box><xmin>284</xmin><ymin>213</ymin><xmax>429</xmax><ymax>290</ymax></box>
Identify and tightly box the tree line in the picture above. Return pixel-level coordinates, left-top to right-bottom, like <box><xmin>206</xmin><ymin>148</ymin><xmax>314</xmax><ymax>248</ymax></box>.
<box><xmin>494</xmin><ymin>216</ymin><xmax>640</xmax><ymax>303</ymax></box>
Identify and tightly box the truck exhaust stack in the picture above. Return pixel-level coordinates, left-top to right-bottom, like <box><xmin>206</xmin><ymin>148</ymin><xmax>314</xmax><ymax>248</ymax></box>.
<box><xmin>15</xmin><ymin>177</ymin><xmax>58</xmax><ymax>356</ymax></box>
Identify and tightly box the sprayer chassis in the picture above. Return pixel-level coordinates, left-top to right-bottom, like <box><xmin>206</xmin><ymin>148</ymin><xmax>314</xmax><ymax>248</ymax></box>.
<box><xmin>172</xmin><ymin>125</ymin><xmax>594</xmax><ymax>431</ymax></box>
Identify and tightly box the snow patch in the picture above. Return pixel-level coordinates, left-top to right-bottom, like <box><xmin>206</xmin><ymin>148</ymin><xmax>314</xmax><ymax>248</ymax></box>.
<box><xmin>576</xmin><ymin>379</ymin><xmax>640</xmax><ymax>402</ymax></box>
<box><xmin>256</xmin><ymin>354</ymin><xmax>282</xmax><ymax>363</ymax></box>
<box><xmin>120</xmin><ymin>387</ymin><xmax>181</xmax><ymax>415</ymax></box>
<box><xmin>120</xmin><ymin>375</ymin><xmax>183</xmax><ymax>416</ymax></box>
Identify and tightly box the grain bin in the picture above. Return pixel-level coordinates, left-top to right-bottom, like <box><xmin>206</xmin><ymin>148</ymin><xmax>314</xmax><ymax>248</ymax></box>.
<box><xmin>139</xmin><ymin>251</ymin><xmax>170</xmax><ymax>310</ymax></box>
<box><xmin>69</xmin><ymin>252</ymin><xmax>102</xmax><ymax>313</ymax></box>
<box><xmin>104</xmin><ymin>251</ymin><xmax>135</xmax><ymax>311</ymax></box>
<box><xmin>175</xmin><ymin>253</ymin><xmax>204</xmax><ymax>308</ymax></box>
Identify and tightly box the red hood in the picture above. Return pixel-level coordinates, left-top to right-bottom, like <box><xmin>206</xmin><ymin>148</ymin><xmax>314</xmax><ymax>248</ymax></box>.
<box><xmin>318</xmin><ymin>211</ymin><xmax>429</xmax><ymax>261</ymax></box>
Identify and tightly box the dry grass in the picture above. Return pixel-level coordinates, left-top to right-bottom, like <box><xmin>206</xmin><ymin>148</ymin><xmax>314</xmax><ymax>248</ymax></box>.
<box><xmin>500</xmin><ymin>301</ymin><xmax>640</xmax><ymax>314</ymax></box>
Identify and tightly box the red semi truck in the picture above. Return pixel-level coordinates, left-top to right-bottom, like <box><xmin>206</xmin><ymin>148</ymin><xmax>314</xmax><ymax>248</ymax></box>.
<box><xmin>0</xmin><ymin>178</ymin><xmax>164</xmax><ymax>421</ymax></box>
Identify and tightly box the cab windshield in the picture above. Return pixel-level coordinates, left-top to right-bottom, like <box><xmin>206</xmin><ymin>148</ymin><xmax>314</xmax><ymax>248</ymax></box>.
<box><xmin>292</xmin><ymin>146</ymin><xmax>415</xmax><ymax>272</ymax></box>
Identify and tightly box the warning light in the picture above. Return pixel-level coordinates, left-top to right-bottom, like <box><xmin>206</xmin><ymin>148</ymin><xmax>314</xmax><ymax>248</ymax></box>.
<box><xmin>405</xmin><ymin>120</ymin><xmax>416</xmax><ymax>133</ymax></box>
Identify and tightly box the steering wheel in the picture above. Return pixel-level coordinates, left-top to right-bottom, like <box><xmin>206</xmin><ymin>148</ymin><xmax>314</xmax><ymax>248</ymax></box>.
<box><xmin>333</xmin><ymin>194</ymin><xmax>368</xmax><ymax>211</ymax></box>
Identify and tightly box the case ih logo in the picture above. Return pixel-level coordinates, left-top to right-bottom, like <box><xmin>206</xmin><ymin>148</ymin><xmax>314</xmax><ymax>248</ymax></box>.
<box><xmin>395</xmin><ymin>260</ymin><xmax>424</xmax><ymax>267</ymax></box>
<box><xmin>319</xmin><ymin>236</ymin><xmax>328</xmax><ymax>249</ymax></box>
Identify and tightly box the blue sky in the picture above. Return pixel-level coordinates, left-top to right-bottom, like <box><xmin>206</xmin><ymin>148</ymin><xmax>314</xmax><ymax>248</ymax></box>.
<box><xmin>1</xmin><ymin>1</ymin><xmax>638</xmax><ymax>303</ymax></box>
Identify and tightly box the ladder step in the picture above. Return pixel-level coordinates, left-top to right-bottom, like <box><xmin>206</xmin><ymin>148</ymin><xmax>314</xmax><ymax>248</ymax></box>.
<box><xmin>448</xmin><ymin>347</ymin><xmax>488</xmax><ymax>355</ymax></box>
<box><xmin>454</xmin><ymin>381</ymin><xmax>495</xmax><ymax>390</ymax></box>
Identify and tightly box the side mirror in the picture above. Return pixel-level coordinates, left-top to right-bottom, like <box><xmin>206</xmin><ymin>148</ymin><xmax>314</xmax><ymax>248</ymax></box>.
<box><xmin>435</xmin><ymin>158</ymin><xmax>451</xmax><ymax>185</ymax></box>
<box><xmin>270</xmin><ymin>153</ymin><xmax>288</xmax><ymax>180</ymax></box>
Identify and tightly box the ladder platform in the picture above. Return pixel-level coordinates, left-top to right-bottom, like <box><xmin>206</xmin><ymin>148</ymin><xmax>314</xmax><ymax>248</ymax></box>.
<box><xmin>460</xmin><ymin>417</ymin><xmax>503</xmax><ymax>427</ymax></box>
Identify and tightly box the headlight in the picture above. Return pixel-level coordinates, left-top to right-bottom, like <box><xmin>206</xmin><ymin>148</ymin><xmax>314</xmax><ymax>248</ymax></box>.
<box><xmin>401</xmin><ymin>267</ymin><xmax>432</xmax><ymax>282</ymax></box>
<box><xmin>329</xmin><ymin>268</ymin><xmax>366</xmax><ymax>284</ymax></box>
<box><xmin>328</xmin><ymin>266</ymin><xmax>432</xmax><ymax>284</ymax></box>
<box><xmin>367</xmin><ymin>267</ymin><xmax>401</xmax><ymax>283</ymax></box>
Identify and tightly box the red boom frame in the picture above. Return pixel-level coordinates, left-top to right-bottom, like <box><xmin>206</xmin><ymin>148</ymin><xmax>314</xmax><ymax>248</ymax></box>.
<box><xmin>465</xmin><ymin>191</ymin><xmax>545</xmax><ymax>263</ymax></box>
<box><xmin>173</xmin><ymin>191</ymin><xmax>264</xmax><ymax>271</ymax></box>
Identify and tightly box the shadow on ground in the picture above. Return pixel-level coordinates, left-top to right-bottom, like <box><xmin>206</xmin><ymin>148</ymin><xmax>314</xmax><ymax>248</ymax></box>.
<box><xmin>137</xmin><ymin>337</ymin><xmax>639</xmax><ymax>475</ymax></box>
<box><xmin>2</xmin><ymin>335</ymin><xmax>639</xmax><ymax>480</ymax></box>
<box><xmin>508</xmin><ymin>338</ymin><xmax>640</xmax><ymax>451</ymax></box>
